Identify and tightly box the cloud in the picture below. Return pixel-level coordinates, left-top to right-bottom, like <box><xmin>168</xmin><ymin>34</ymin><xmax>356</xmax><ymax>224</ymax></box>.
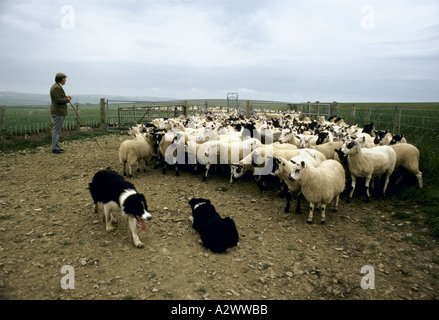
<box><xmin>0</xmin><ymin>0</ymin><xmax>438</xmax><ymax>101</ymax></box>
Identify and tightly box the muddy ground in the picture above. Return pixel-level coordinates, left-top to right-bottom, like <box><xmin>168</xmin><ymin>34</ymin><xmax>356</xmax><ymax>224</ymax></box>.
<box><xmin>0</xmin><ymin>134</ymin><xmax>438</xmax><ymax>300</ymax></box>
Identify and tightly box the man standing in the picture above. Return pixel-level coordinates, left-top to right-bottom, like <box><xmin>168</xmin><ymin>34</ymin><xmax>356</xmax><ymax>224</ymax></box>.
<box><xmin>50</xmin><ymin>72</ymin><xmax>72</xmax><ymax>153</ymax></box>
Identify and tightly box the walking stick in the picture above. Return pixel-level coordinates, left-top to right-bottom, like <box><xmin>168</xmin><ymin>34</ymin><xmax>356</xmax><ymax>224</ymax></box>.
<box><xmin>69</xmin><ymin>102</ymin><xmax>102</xmax><ymax>150</ymax></box>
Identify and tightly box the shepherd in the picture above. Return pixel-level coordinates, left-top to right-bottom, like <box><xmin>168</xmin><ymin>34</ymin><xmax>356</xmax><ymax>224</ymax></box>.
<box><xmin>50</xmin><ymin>72</ymin><xmax>72</xmax><ymax>153</ymax></box>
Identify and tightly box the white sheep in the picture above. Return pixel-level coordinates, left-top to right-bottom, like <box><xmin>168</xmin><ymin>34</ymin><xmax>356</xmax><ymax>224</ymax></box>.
<box><xmin>390</xmin><ymin>143</ymin><xmax>422</xmax><ymax>188</ymax></box>
<box><xmin>278</xmin><ymin>128</ymin><xmax>301</xmax><ymax>147</ymax></box>
<box><xmin>202</xmin><ymin>138</ymin><xmax>262</xmax><ymax>181</ymax></box>
<box><xmin>229</xmin><ymin>144</ymin><xmax>299</xmax><ymax>187</ymax></box>
<box><xmin>310</xmin><ymin>140</ymin><xmax>344</xmax><ymax>159</ymax></box>
<box><xmin>155</xmin><ymin>130</ymin><xmax>185</xmax><ymax>176</ymax></box>
<box><xmin>119</xmin><ymin>133</ymin><xmax>153</xmax><ymax>177</ymax></box>
<box><xmin>289</xmin><ymin>159</ymin><xmax>345</xmax><ymax>224</ymax></box>
<box><xmin>267</xmin><ymin>149</ymin><xmax>325</xmax><ymax>214</ymax></box>
<box><xmin>299</xmin><ymin>135</ymin><xmax>318</xmax><ymax>148</ymax></box>
<box><xmin>341</xmin><ymin>140</ymin><xmax>397</xmax><ymax>203</ymax></box>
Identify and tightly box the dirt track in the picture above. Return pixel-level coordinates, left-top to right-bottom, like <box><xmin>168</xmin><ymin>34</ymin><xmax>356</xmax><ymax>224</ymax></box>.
<box><xmin>0</xmin><ymin>134</ymin><xmax>438</xmax><ymax>300</ymax></box>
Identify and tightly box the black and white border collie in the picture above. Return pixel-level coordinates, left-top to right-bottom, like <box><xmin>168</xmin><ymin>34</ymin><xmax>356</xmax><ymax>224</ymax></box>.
<box><xmin>89</xmin><ymin>169</ymin><xmax>152</xmax><ymax>248</ymax></box>
<box><xmin>188</xmin><ymin>198</ymin><xmax>239</xmax><ymax>253</ymax></box>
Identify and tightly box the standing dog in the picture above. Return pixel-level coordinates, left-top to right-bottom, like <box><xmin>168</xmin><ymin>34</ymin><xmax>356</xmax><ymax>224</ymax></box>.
<box><xmin>188</xmin><ymin>198</ymin><xmax>239</xmax><ymax>253</ymax></box>
<box><xmin>89</xmin><ymin>169</ymin><xmax>152</xmax><ymax>248</ymax></box>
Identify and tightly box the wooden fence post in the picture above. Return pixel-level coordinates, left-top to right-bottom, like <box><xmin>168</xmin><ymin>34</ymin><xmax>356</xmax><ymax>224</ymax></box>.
<box><xmin>366</xmin><ymin>108</ymin><xmax>371</xmax><ymax>124</ymax></box>
<box><xmin>331</xmin><ymin>101</ymin><xmax>338</xmax><ymax>117</ymax></box>
<box><xmin>100</xmin><ymin>98</ymin><xmax>106</xmax><ymax>130</ymax></box>
<box><xmin>350</xmin><ymin>104</ymin><xmax>356</xmax><ymax>125</ymax></box>
<box><xmin>246</xmin><ymin>100</ymin><xmax>251</xmax><ymax>119</ymax></box>
<box><xmin>75</xmin><ymin>104</ymin><xmax>80</xmax><ymax>132</ymax></box>
<box><xmin>48</xmin><ymin>105</ymin><xmax>54</xmax><ymax>133</ymax></box>
<box><xmin>183</xmin><ymin>100</ymin><xmax>188</xmax><ymax>117</ymax></box>
<box><xmin>0</xmin><ymin>105</ymin><xmax>6</xmax><ymax>139</ymax></box>
<box><xmin>393</xmin><ymin>106</ymin><xmax>401</xmax><ymax>134</ymax></box>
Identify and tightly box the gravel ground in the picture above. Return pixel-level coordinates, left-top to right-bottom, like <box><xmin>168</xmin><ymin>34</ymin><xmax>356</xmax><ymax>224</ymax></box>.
<box><xmin>0</xmin><ymin>134</ymin><xmax>438</xmax><ymax>300</ymax></box>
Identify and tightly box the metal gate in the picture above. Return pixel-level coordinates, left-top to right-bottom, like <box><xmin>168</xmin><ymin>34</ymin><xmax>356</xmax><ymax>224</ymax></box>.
<box><xmin>288</xmin><ymin>102</ymin><xmax>333</xmax><ymax>120</ymax></box>
<box><xmin>106</xmin><ymin>100</ymin><xmax>186</xmax><ymax>132</ymax></box>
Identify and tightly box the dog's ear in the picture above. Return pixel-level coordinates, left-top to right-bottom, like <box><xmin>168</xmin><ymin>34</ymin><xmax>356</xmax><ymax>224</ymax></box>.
<box><xmin>188</xmin><ymin>198</ymin><xmax>197</xmax><ymax>207</ymax></box>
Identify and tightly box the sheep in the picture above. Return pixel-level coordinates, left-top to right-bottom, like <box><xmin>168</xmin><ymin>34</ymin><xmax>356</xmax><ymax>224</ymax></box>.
<box><xmin>202</xmin><ymin>138</ymin><xmax>262</xmax><ymax>181</ymax></box>
<box><xmin>162</xmin><ymin>131</ymin><xmax>186</xmax><ymax>176</ymax></box>
<box><xmin>289</xmin><ymin>159</ymin><xmax>345</xmax><ymax>224</ymax></box>
<box><xmin>316</xmin><ymin>131</ymin><xmax>334</xmax><ymax>145</ymax></box>
<box><xmin>155</xmin><ymin>130</ymin><xmax>185</xmax><ymax>176</ymax></box>
<box><xmin>270</xmin><ymin>156</ymin><xmax>302</xmax><ymax>214</ymax></box>
<box><xmin>354</xmin><ymin>134</ymin><xmax>376</xmax><ymax>148</ymax></box>
<box><xmin>340</xmin><ymin>140</ymin><xmax>397</xmax><ymax>203</ymax></box>
<box><xmin>266</xmin><ymin>148</ymin><xmax>325</xmax><ymax>213</ymax></box>
<box><xmin>390</xmin><ymin>143</ymin><xmax>422</xmax><ymax>188</ymax></box>
<box><xmin>310</xmin><ymin>140</ymin><xmax>344</xmax><ymax>159</ymax></box>
<box><xmin>127</xmin><ymin>126</ymin><xmax>140</xmax><ymax>136</ymax></box>
<box><xmin>278</xmin><ymin>128</ymin><xmax>301</xmax><ymax>147</ymax></box>
<box><xmin>362</xmin><ymin>123</ymin><xmax>376</xmax><ymax>137</ymax></box>
<box><xmin>390</xmin><ymin>134</ymin><xmax>407</xmax><ymax>145</ymax></box>
<box><xmin>229</xmin><ymin>144</ymin><xmax>299</xmax><ymax>188</ymax></box>
<box><xmin>119</xmin><ymin>133</ymin><xmax>153</xmax><ymax>177</ymax></box>
<box><xmin>299</xmin><ymin>135</ymin><xmax>318</xmax><ymax>148</ymax></box>
<box><xmin>251</xmin><ymin>146</ymin><xmax>322</xmax><ymax>180</ymax></box>
<box><xmin>242</xmin><ymin>122</ymin><xmax>281</xmax><ymax>144</ymax></box>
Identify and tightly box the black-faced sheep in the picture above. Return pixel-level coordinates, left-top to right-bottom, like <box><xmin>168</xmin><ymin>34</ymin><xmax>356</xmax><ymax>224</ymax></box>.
<box><xmin>289</xmin><ymin>159</ymin><xmax>345</xmax><ymax>224</ymax></box>
<box><xmin>271</xmin><ymin>156</ymin><xmax>302</xmax><ymax>214</ymax></box>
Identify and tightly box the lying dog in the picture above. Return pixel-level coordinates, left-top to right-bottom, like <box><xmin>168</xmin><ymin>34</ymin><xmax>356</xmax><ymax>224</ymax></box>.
<box><xmin>188</xmin><ymin>198</ymin><xmax>239</xmax><ymax>253</ymax></box>
<box><xmin>89</xmin><ymin>169</ymin><xmax>152</xmax><ymax>248</ymax></box>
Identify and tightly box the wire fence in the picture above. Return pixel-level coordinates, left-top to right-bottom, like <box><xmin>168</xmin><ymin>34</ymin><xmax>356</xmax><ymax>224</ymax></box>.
<box><xmin>335</xmin><ymin>105</ymin><xmax>439</xmax><ymax>135</ymax></box>
<box><xmin>1</xmin><ymin>101</ymin><xmax>438</xmax><ymax>139</ymax></box>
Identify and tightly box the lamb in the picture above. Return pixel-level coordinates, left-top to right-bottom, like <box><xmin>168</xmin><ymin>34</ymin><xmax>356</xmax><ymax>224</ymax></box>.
<box><xmin>390</xmin><ymin>143</ymin><xmax>422</xmax><ymax>188</ymax></box>
<box><xmin>119</xmin><ymin>133</ymin><xmax>153</xmax><ymax>177</ymax></box>
<box><xmin>289</xmin><ymin>159</ymin><xmax>345</xmax><ymax>224</ymax></box>
<box><xmin>341</xmin><ymin>140</ymin><xmax>397</xmax><ymax>203</ymax></box>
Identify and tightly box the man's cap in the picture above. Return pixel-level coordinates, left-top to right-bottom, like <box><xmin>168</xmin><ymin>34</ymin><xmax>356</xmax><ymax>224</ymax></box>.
<box><xmin>56</xmin><ymin>72</ymin><xmax>67</xmax><ymax>78</ymax></box>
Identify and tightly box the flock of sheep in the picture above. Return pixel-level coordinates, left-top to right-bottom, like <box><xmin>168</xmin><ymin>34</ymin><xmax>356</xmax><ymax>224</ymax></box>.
<box><xmin>118</xmin><ymin>111</ymin><xmax>422</xmax><ymax>224</ymax></box>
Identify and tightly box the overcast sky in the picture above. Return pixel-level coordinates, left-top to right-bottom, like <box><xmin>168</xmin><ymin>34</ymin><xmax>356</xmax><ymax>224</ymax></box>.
<box><xmin>1</xmin><ymin>0</ymin><xmax>438</xmax><ymax>102</ymax></box>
